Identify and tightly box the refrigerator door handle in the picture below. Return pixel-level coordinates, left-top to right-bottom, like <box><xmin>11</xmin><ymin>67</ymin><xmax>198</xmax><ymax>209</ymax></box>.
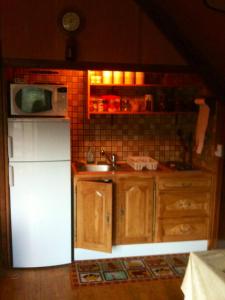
<box><xmin>9</xmin><ymin>165</ymin><xmax>14</xmax><ymax>187</ymax></box>
<box><xmin>8</xmin><ymin>136</ymin><xmax>14</xmax><ymax>158</ymax></box>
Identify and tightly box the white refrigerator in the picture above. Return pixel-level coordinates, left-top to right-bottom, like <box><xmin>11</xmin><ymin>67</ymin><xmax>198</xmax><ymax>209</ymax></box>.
<box><xmin>8</xmin><ymin>118</ymin><xmax>72</xmax><ymax>268</ymax></box>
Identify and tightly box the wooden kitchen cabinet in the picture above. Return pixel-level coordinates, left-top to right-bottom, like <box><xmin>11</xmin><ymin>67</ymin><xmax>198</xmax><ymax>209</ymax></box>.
<box><xmin>114</xmin><ymin>176</ymin><xmax>154</xmax><ymax>244</ymax></box>
<box><xmin>74</xmin><ymin>171</ymin><xmax>213</xmax><ymax>253</ymax></box>
<box><xmin>155</xmin><ymin>174</ymin><xmax>212</xmax><ymax>242</ymax></box>
<box><xmin>76</xmin><ymin>180</ymin><xmax>113</xmax><ymax>252</ymax></box>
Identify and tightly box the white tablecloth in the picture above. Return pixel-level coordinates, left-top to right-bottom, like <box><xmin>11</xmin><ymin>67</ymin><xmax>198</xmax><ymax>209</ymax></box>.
<box><xmin>181</xmin><ymin>250</ymin><xmax>225</xmax><ymax>300</ymax></box>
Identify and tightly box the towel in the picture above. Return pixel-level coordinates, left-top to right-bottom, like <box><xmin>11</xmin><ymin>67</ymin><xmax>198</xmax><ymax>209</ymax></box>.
<box><xmin>195</xmin><ymin>98</ymin><xmax>210</xmax><ymax>154</ymax></box>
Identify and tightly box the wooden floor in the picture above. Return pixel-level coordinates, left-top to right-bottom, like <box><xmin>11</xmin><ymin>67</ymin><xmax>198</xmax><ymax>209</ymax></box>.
<box><xmin>0</xmin><ymin>264</ymin><xmax>184</xmax><ymax>300</ymax></box>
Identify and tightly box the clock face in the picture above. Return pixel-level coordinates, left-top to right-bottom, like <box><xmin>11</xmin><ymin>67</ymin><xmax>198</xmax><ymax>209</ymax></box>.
<box><xmin>62</xmin><ymin>12</ymin><xmax>80</xmax><ymax>32</ymax></box>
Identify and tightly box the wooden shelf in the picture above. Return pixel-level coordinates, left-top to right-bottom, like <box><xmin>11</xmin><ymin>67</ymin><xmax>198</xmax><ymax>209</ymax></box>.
<box><xmin>88</xmin><ymin>111</ymin><xmax>196</xmax><ymax>116</ymax></box>
<box><xmin>90</xmin><ymin>83</ymin><xmax>196</xmax><ymax>88</ymax></box>
<box><xmin>87</xmin><ymin>70</ymin><xmax>200</xmax><ymax>119</ymax></box>
<box><xmin>90</xmin><ymin>83</ymin><xmax>160</xmax><ymax>87</ymax></box>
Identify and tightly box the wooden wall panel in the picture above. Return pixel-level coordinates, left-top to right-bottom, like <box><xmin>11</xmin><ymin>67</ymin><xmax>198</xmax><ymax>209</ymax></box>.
<box><xmin>0</xmin><ymin>0</ymin><xmax>186</xmax><ymax>65</ymax></box>
<box><xmin>139</xmin><ymin>11</ymin><xmax>186</xmax><ymax>65</ymax></box>
<box><xmin>214</xmin><ymin>100</ymin><xmax>225</xmax><ymax>247</ymax></box>
<box><xmin>151</xmin><ymin>0</ymin><xmax>225</xmax><ymax>77</ymax></box>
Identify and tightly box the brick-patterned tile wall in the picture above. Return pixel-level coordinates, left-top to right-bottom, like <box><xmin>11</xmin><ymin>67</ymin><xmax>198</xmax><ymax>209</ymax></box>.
<box><xmin>8</xmin><ymin>68</ymin><xmax>214</xmax><ymax>167</ymax></box>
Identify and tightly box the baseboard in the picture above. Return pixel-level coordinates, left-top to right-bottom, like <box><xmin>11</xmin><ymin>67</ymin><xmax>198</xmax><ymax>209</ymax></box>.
<box><xmin>74</xmin><ymin>240</ymin><xmax>208</xmax><ymax>261</ymax></box>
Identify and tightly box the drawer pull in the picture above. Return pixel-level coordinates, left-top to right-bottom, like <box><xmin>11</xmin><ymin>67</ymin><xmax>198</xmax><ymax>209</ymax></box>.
<box><xmin>163</xmin><ymin>182</ymin><xmax>192</xmax><ymax>188</ymax></box>
<box><xmin>180</xmin><ymin>224</ymin><xmax>192</xmax><ymax>234</ymax></box>
<box><xmin>182</xmin><ymin>183</ymin><xmax>192</xmax><ymax>187</ymax></box>
<box><xmin>178</xmin><ymin>199</ymin><xmax>191</xmax><ymax>209</ymax></box>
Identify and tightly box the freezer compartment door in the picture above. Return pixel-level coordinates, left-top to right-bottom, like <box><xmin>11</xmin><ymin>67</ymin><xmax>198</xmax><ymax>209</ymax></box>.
<box><xmin>9</xmin><ymin>161</ymin><xmax>72</xmax><ymax>268</ymax></box>
<box><xmin>8</xmin><ymin>118</ymin><xmax>70</xmax><ymax>162</ymax></box>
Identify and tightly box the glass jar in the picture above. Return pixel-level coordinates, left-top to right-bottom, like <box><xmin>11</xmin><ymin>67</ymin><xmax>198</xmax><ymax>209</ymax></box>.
<box><xmin>98</xmin><ymin>98</ymin><xmax>104</xmax><ymax>112</ymax></box>
<box><xmin>121</xmin><ymin>98</ymin><xmax>131</xmax><ymax>111</ymax></box>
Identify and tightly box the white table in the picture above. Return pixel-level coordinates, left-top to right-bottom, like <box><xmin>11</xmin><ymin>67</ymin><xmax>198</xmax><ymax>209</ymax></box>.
<box><xmin>181</xmin><ymin>249</ymin><xmax>225</xmax><ymax>300</ymax></box>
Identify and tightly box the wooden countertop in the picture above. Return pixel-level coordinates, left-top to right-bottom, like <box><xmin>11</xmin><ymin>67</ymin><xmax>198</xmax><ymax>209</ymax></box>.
<box><xmin>72</xmin><ymin>161</ymin><xmax>211</xmax><ymax>179</ymax></box>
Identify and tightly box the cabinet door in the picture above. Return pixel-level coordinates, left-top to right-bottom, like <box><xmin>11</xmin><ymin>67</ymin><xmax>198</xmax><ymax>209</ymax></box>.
<box><xmin>76</xmin><ymin>181</ymin><xmax>112</xmax><ymax>252</ymax></box>
<box><xmin>116</xmin><ymin>177</ymin><xmax>154</xmax><ymax>244</ymax></box>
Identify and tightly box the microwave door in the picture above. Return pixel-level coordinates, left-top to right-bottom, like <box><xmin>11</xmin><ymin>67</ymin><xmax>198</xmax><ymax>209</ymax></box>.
<box><xmin>10</xmin><ymin>84</ymin><xmax>67</xmax><ymax>117</ymax></box>
<box><xmin>15</xmin><ymin>87</ymin><xmax>52</xmax><ymax>114</ymax></box>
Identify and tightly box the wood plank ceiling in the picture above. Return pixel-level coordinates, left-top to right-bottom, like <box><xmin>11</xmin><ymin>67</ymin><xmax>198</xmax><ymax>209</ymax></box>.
<box><xmin>135</xmin><ymin>0</ymin><xmax>225</xmax><ymax>98</ymax></box>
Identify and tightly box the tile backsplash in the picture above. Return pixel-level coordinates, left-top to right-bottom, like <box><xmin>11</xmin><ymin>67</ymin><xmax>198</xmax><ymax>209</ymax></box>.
<box><xmin>7</xmin><ymin>67</ymin><xmax>215</xmax><ymax>169</ymax></box>
<box><xmin>82</xmin><ymin>113</ymin><xmax>196</xmax><ymax>163</ymax></box>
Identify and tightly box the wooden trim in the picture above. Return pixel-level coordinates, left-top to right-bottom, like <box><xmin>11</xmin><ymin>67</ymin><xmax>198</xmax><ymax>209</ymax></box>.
<box><xmin>0</xmin><ymin>62</ymin><xmax>11</xmax><ymax>267</ymax></box>
<box><xmin>2</xmin><ymin>58</ymin><xmax>195</xmax><ymax>73</ymax></box>
<box><xmin>209</xmin><ymin>100</ymin><xmax>225</xmax><ymax>248</ymax></box>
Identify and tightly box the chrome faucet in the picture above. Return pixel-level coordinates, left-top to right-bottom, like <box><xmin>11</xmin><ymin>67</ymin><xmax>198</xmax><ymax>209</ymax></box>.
<box><xmin>101</xmin><ymin>148</ymin><xmax>117</xmax><ymax>169</ymax></box>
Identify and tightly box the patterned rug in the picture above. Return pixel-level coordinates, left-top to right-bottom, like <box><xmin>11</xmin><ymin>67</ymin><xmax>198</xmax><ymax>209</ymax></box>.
<box><xmin>71</xmin><ymin>253</ymin><xmax>189</xmax><ymax>287</ymax></box>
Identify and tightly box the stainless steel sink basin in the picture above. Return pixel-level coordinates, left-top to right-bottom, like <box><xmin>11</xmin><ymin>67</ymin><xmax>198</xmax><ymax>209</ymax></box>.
<box><xmin>78</xmin><ymin>164</ymin><xmax>114</xmax><ymax>172</ymax></box>
<box><xmin>76</xmin><ymin>162</ymin><xmax>132</xmax><ymax>172</ymax></box>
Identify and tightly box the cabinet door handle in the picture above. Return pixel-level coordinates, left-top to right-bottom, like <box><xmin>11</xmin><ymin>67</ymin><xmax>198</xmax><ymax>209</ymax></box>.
<box><xmin>8</xmin><ymin>136</ymin><xmax>14</xmax><ymax>158</ymax></box>
<box><xmin>106</xmin><ymin>214</ymin><xmax>110</xmax><ymax>224</ymax></box>
<box><xmin>9</xmin><ymin>165</ymin><xmax>14</xmax><ymax>187</ymax></box>
<box><xmin>120</xmin><ymin>208</ymin><xmax>125</xmax><ymax>216</ymax></box>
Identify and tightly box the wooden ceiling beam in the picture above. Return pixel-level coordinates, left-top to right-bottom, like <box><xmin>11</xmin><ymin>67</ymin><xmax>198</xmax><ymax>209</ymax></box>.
<box><xmin>135</xmin><ymin>0</ymin><xmax>225</xmax><ymax>98</ymax></box>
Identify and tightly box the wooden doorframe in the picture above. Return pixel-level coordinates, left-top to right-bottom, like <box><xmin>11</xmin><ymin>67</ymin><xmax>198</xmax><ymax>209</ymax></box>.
<box><xmin>0</xmin><ymin>62</ymin><xmax>11</xmax><ymax>268</ymax></box>
<box><xmin>210</xmin><ymin>99</ymin><xmax>225</xmax><ymax>248</ymax></box>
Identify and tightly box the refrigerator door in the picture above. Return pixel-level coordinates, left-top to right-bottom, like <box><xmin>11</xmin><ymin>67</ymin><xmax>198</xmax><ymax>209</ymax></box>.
<box><xmin>9</xmin><ymin>161</ymin><xmax>72</xmax><ymax>268</ymax></box>
<box><xmin>8</xmin><ymin>118</ymin><xmax>70</xmax><ymax>162</ymax></box>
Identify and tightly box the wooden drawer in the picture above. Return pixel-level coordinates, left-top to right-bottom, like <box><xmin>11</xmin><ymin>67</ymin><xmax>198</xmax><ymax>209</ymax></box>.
<box><xmin>157</xmin><ymin>176</ymin><xmax>212</xmax><ymax>190</ymax></box>
<box><xmin>157</xmin><ymin>191</ymin><xmax>210</xmax><ymax>218</ymax></box>
<box><xmin>155</xmin><ymin>217</ymin><xmax>209</xmax><ymax>242</ymax></box>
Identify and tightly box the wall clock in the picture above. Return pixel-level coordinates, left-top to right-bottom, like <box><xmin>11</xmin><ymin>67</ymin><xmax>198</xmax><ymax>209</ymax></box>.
<box><xmin>61</xmin><ymin>11</ymin><xmax>80</xmax><ymax>33</ymax></box>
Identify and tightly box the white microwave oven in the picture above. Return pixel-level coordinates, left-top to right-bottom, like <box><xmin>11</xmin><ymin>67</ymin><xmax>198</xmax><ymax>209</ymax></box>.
<box><xmin>10</xmin><ymin>83</ymin><xmax>68</xmax><ymax>117</ymax></box>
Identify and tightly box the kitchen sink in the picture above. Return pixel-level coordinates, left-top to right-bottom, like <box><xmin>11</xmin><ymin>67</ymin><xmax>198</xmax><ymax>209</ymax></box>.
<box><xmin>76</xmin><ymin>162</ymin><xmax>132</xmax><ymax>172</ymax></box>
<box><xmin>78</xmin><ymin>164</ymin><xmax>114</xmax><ymax>172</ymax></box>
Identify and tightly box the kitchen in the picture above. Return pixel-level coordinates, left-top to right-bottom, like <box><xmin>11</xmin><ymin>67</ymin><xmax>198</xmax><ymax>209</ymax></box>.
<box><xmin>1</xmin><ymin>0</ymin><xmax>225</xmax><ymax>298</ymax></box>
<box><xmin>4</xmin><ymin>65</ymin><xmax>215</xmax><ymax>262</ymax></box>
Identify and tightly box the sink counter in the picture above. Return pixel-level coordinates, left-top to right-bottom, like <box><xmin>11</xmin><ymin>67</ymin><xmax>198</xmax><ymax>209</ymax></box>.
<box><xmin>72</xmin><ymin>161</ymin><xmax>168</xmax><ymax>179</ymax></box>
<box><xmin>72</xmin><ymin>161</ymin><xmax>210</xmax><ymax>179</ymax></box>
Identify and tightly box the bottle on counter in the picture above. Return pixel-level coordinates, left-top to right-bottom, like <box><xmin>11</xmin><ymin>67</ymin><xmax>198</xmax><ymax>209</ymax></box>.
<box><xmin>86</xmin><ymin>147</ymin><xmax>95</xmax><ymax>164</ymax></box>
